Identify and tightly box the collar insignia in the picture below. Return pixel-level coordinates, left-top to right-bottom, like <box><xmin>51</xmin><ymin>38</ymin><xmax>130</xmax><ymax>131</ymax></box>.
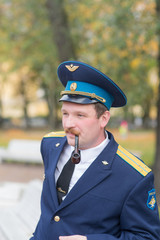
<box><xmin>65</xmin><ymin>64</ymin><xmax>79</xmax><ymax>72</ymax></box>
<box><xmin>102</xmin><ymin>161</ymin><xmax>108</xmax><ymax>165</ymax></box>
<box><xmin>147</xmin><ymin>189</ymin><xmax>156</xmax><ymax>210</ymax></box>
<box><xmin>55</xmin><ymin>143</ymin><xmax>60</xmax><ymax>147</ymax></box>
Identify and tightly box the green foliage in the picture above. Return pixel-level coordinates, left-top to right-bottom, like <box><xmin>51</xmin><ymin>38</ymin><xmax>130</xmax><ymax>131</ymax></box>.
<box><xmin>0</xmin><ymin>0</ymin><xmax>159</xmax><ymax>125</ymax></box>
<box><xmin>64</xmin><ymin>0</ymin><xmax>158</xmax><ymax>121</ymax></box>
<box><xmin>114</xmin><ymin>129</ymin><xmax>155</xmax><ymax>167</ymax></box>
<box><xmin>0</xmin><ymin>0</ymin><xmax>61</xmax><ymax>127</ymax></box>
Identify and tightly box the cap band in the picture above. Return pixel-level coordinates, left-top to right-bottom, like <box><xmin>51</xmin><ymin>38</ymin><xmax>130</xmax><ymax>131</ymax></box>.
<box><xmin>60</xmin><ymin>81</ymin><xmax>114</xmax><ymax>110</ymax></box>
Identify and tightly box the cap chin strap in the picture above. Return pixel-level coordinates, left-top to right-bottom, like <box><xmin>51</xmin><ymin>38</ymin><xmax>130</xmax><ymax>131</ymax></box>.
<box><xmin>61</xmin><ymin>90</ymin><xmax>106</xmax><ymax>104</ymax></box>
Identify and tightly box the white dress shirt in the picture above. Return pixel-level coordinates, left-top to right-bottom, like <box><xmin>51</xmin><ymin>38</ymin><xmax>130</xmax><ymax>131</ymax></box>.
<box><xmin>55</xmin><ymin>132</ymin><xmax>110</xmax><ymax>195</ymax></box>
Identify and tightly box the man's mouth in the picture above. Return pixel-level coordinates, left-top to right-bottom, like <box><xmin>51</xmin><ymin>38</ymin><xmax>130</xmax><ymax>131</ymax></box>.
<box><xmin>64</xmin><ymin>128</ymin><xmax>80</xmax><ymax>136</ymax></box>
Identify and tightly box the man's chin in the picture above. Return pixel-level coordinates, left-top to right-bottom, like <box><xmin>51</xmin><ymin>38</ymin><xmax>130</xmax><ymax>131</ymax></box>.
<box><xmin>66</xmin><ymin>137</ymin><xmax>75</xmax><ymax>147</ymax></box>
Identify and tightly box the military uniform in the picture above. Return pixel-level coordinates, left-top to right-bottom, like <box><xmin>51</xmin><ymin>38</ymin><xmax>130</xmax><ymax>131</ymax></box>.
<box><xmin>30</xmin><ymin>131</ymin><xmax>160</xmax><ymax>240</ymax></box>
<box><xmin>30</xmin><ymin>61</ymin><xmax>160</xmax><ymax>239</ymax></box>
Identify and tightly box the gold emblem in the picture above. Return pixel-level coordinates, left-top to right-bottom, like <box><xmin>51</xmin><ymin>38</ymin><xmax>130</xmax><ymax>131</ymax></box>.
<box><xmin>55</xmin><ymin>143</ymin><xmax>60</xmax><ymax>147</ymax></box>
<box><xmin>54</xmin><ymin>216</ymin><xmax>60</xmax><ymax>222</ymax></box>
<box><xmin>149</xmin><ymin>196</ymin><xmax>156</xmax><ymax>208</ymax></box>
<box><xmin>102</xmin><ymin>161</ymin><xmax>108</xmax><ymax>165</ymax></box>
<box><xmin>57</xmin><ymin>187</ymin><xmax>66</xmax><ymax>194</ymax></box>
<box><xmin>65</xmin><ymin>64</ymin><xmax>79</xmax><ymax>72</ymax></box>
<box><xmin>70</xmin><ymin>82</ymin><xmax>77</xmax><ymax>91</ymax></box>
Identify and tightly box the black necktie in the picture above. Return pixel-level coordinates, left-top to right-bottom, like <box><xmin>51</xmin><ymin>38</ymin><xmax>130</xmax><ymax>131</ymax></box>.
<box><xmin>56</xmin><ymin>158</ymin><xmax>75</xmax><ymax>204</ymax></box>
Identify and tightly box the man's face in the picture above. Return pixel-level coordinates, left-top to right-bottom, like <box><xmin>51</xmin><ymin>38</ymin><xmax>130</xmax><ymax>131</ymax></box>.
<box><xmin>61</xmin><ymin>102</ymin><xmax>110</xmax><ymax>150</ymax></box>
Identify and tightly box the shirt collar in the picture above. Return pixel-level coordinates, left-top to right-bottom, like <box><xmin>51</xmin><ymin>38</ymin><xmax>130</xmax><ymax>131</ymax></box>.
<box><xmin>70</xmin><ymin>131</ymin><xmax>110</xmax><ymax>164</ymax></box>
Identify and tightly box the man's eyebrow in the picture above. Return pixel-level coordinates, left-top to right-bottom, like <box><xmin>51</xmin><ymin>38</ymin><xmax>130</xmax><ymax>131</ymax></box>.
<box><xmin>61</xmin><ymin>108</ymin><xmax>67</xmax><ymax>112</ymax></box>
<box><xmin>75</xmin><ymin>111</ymin><xmax>88</xmax><ymax>115</ymax></box>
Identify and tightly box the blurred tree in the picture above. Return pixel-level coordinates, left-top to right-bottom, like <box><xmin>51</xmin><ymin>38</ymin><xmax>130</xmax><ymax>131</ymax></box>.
<box><xmin>0</xmin><ymin>0</ymin><xmax>62</xmax><ymax>128</ymax></box>
<box><xmin>65</xmin><ymin>0</ymin><xmax>157</xmax><ymax>125</ymax></box>
<box><xmin>45</xmin><ymin>0</ymin><xmax>76</xmax><ymax>61</ymax></box>
<box><xmin>0</xmin><ymin>0</ymin><xmax>158</xmax><ymax>132</ymax></box>
<box><xmin>0</xmin><ymin>73</ymin><xmax>5</xmax><ymax>126</ymax></box>
<box><xmin>0</xmin><ymin>3</ymin><xmax>13</xmax><ymax>125</ymax></box>
<box><xmin>44</xmin><ymin>0</ymin><xmax>77</xmax><ymax>127</ymax></box>
<box><xmin>153</xmin><ymin>0</ymin><xmax>160</xmax><ymax>204</ymax></box>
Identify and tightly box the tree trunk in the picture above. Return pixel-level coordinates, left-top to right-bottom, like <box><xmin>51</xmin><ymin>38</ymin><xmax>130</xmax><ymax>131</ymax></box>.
<box><xmin>142</xmin><ymin>100</ymin><xmax>151</xmax><ymax>128</ymax></box>
<box><xmin>43</xmin><ymin>81</ymin><xmax>57</xmax><ymax>129</ymax></box>
<box><xmin>45</xmin><ymin>0</ymin><xmax>76</xmax><ymax>61</ymax></box>
<box><xmin>153</xmin><ymin>0</ymin><xmax>160</xmax><ymax>206</ymax></box>
<box><xmin>20</xmin><ymin>76</ymin><xmax>30</xmax><ymax>129</ymax></box>
<box><xmin>0</xmin><ymin>94</ymin><xmax>3</xmax><ymax>127</ymax></box>
<box><xmin>44</xmin><ymin>0</ymin><xmax>77</xmax><ymax>129</ymax></box>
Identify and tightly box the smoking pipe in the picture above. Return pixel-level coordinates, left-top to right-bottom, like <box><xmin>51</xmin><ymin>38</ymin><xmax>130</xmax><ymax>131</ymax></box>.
<box><xmin>71</xmin><ymin>135</ymin><xmax>81</xmax><ymax>164</ymax></box>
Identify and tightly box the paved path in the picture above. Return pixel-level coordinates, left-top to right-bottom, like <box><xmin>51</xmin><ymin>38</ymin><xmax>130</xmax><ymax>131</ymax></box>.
<box><xmin>0</xmin><ymin>163</ymin><xmax>44</xmax><ymax>240</ymax></box>
<box><xmin>0</xmin><ymin>162</ymin><xmax>43</xmax><ymax>182</ymax></box>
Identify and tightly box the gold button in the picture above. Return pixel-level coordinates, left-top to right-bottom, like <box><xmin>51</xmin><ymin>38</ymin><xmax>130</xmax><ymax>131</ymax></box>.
<box><xmin>54</xmin><ymin>216</ymin><xmax>60</xmax><ymax>222</ymax></box>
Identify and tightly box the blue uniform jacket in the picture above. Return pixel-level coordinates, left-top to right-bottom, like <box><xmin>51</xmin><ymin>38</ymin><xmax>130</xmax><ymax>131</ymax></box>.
<box><xmin>30</xmin><ymin>131</ymin><xmax>160</xmax><ymax>240</ymax></box>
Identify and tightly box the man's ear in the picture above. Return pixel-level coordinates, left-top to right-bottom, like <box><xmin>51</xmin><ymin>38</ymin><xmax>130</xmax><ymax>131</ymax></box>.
<box><xmin>100</xmin><ymin>111</ymin><xmax>110</xmax><ymax>128</ymax></box>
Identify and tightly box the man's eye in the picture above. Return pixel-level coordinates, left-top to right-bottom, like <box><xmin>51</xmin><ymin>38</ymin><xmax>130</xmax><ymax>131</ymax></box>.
<box><xmin>78</xmin><ymin>114</ymin><xmax>84</xmax><ymax>117</ymax></box>
<box><xmin>63</xmin><ymin>112</ymin><xmax>68</xmax><ymax>116</ymax></box>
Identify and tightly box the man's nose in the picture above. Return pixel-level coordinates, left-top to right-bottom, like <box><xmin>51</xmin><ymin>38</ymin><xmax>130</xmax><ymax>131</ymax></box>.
<box><xmin>65</xmin><ymin>116</ymin><xmax>76</xmax><ymax>128</ymax></box>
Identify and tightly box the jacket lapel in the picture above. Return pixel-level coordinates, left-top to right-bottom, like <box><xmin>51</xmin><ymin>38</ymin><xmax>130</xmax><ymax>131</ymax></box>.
<box><xmin>47</xmin><ymin>137</ymin><xmax>67</xmax><ymax>207</ymax></box>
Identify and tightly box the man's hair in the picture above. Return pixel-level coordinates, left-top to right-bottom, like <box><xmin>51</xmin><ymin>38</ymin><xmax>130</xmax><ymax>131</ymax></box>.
<box><xmin>93</xmin><ymin>102</ymin><xmax>108</xmax><ymax>118</ymax></box>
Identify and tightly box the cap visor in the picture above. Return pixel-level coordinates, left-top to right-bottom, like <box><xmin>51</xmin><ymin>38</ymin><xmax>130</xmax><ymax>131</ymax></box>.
<box><xmin>59</xmin><ymin>95</ymin><xmax>98</xmax><ymax>105</ymax></box>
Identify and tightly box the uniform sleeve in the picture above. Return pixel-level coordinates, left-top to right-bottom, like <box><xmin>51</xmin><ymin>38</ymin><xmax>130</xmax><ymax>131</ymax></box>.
<box><xmin>86</xmin><ymin>172</ymin><xmax>160</xmax><ymax>240</ymax></box>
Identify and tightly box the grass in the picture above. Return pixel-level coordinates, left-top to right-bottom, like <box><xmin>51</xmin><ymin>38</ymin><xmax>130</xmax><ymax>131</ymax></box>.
<box><xmin>109</xmin><ymin>128</ymin><xmax>155</xmax><ymax>167</ymax></box>
<box><xmin>0</xmin><ymin>128</ymin><xmax>156</xmax><ymax>167</ymax></box>
<box><xmin>0</xmin><ymin>128</ymin><xmax>46</xmax><ymax>147</ymax></box>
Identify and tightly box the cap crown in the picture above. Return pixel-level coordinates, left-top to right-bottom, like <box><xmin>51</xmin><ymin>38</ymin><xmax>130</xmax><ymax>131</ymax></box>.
<box><xmin>57</xmin><ymin>61</ymin><xmax>127</xmax><ymax>110</ymax></box>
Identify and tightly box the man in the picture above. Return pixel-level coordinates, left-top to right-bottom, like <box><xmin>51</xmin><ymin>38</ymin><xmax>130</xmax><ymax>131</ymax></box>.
<box><xmin>30</xmin><ymin>61</ymin><xmax>160</xmax><ymax>240</ymax></box>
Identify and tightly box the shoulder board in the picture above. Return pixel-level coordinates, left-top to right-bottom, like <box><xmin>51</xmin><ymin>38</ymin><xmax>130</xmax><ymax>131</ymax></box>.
<box><xmin>116</xmin><ymin>145</ymin><xmax>151</xmax><ymax>177</ymax></box>
<box><xmin>43</xmin><ymin>131</ymin><xmax>66</xmax><ymax>138</ymax></box>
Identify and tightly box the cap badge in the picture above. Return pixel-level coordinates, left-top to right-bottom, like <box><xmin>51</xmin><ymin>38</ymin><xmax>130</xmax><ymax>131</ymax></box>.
<box><xmin>70</xmin><ymin>82</ymin><xmax>77</xmax><ymax>91</ymax></box>
<box><xmin>65</xmin><ymin>64</ymin><xmax>79</xmax><ymax>72</ymax></box>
